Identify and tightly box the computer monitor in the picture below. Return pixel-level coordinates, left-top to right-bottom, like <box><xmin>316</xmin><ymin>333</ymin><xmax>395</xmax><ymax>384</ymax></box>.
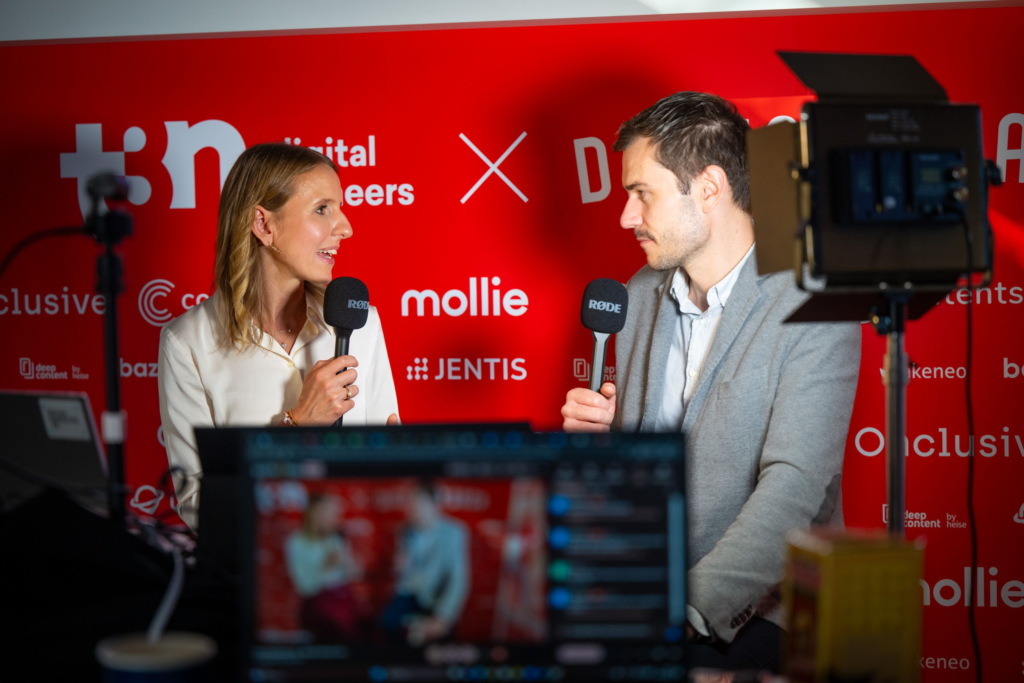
<box><xmin>0</xmin><ymin>389</ymin><xmax>107</xmax><ymax>513</ymax></box>
<box><xmin>235</xmin><ymin>426</ymin><xmax>687</xmax><ymax>682</ymax></box>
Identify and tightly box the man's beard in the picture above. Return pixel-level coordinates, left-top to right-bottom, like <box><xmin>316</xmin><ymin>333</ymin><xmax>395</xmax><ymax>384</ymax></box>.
<box><xmin>637</xmin><ymin>206</ymin><xmax>710</xmax><ymax>272</ymax></box>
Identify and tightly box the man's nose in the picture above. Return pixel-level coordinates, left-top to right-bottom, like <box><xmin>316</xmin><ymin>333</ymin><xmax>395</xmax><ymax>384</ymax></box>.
<box><xmin>620</xmin><ymin>197</ymin><xmax>642</xmax><ymax>230</ymax></box>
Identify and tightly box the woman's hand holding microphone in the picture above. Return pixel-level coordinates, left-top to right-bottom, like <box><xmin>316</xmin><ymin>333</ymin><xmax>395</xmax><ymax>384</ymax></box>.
<box><xmin>289</xmin><ymin>356</ymin><xmax>398</xmax><ymax>426</ymax></box>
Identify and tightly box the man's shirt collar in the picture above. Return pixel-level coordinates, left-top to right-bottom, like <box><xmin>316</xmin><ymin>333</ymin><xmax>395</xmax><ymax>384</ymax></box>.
<box><xmin>669</xmin><ymin>244</ymin><xmax>755</xmax><ymax>315</ymax></box>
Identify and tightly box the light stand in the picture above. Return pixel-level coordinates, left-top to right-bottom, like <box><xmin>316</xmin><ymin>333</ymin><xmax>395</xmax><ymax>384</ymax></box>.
<box><xmin>85</xmin><ymin>174</ymin><xmax>133</xmax><ymax>527</ymax></box>
<box><xmin>871</xmin><ymin>291</ymin><xmax>912</xmax><ymax>537</ymax></box>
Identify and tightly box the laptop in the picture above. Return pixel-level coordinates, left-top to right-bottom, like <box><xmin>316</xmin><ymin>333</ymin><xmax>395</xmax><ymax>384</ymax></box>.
<box><xmin>0</xmin><ymin>389</ymin><xmax>107</xmax><ymax>514</ymax></box>
<box><xmin>228</xmin><ymin>426</ymin><xmax>687</xmax><ymax>682</ymax></box>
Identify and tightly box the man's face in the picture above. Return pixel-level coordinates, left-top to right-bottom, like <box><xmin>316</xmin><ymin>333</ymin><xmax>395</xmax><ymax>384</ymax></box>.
<box><xmin>408</xmin><ymin>490</ymin><xmax>438</xmax><ymax>528</ymax></box>
<box><xmin>620</xmin><ymin>137</ymin><xmax>709</xmax><ymax>271</ymax></box>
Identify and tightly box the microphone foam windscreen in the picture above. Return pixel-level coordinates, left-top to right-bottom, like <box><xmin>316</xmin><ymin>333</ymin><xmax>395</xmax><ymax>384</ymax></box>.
<box><xmin>581</xmin><ymin>278</ymin><xmax>629</xmax><ymax>334</ymax></box>
<box><xmin>324</xmin><ymin>277</ymin><xmax>370</xmax><ymax>330</ymax></box>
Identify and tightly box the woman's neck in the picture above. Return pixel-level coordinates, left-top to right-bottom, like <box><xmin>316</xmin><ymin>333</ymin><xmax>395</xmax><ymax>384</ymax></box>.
<box><xmin>261</xmin><ymin>256</ymin><xmax>306</xmax><ymax>330</ymax></box>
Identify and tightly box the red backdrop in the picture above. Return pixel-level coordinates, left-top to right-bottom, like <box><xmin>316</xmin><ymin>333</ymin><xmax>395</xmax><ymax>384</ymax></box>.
<box><xmin>1</xmin><ymin>6</ymin><xmax>1022</xmax><ymax>679</ymax></box>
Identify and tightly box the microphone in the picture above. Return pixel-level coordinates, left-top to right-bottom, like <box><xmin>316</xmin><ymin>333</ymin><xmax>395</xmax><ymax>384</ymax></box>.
<box><xmin>580</xmin><ymin>279</ymin><xmax>629</xmax><ymax>393</ymax></box>
<box><xmin>323</xmin><ymin>277</ymin><xmax>370</xmax><ymax>427</ymax></box>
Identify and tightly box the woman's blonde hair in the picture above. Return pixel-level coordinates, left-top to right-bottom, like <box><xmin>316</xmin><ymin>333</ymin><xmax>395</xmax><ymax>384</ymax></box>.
<box><xmin>214</xmin><ymin>142</ymin><xmax>338</xmax><ymax>349</ymax></box>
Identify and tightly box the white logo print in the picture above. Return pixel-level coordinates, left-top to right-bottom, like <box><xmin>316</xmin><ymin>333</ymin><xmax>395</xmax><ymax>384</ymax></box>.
<box><xmin>574</xmin><ymin>137</ymin><xmax>611</xmax><ymax>204</ymax></box>
<box><xmin>406</xmin><ymin>357</ymin><xmax>527</xmax><ymax>381</ymax></box>
<box><xmin>401</xmin><ymin>277</ymin><xmax>528</xmax><ymax>317</ymax></box>
<box><xmin>60</xmin><ymin>120</ymin><xmax>245</xmax><ymax>218</ymax></box>
<box><xmin>573</xmin><ymin>359</ymin><xmax>588</xmax><ymax>381</ymax></box>
<box><xmin>920</xmin><ymin>567</ymin><xmax>1024</xmax><ymax>608</ymax></box>
<box><xmin>139</xmin><ymin>279</ymin><xmax>175</xmax><ymax>326</ymax></box>
<box><xmin>996</xmin><ymin>112</ymin><xmax>1024</xmax><ymax>183</ymax></box>
<box><xmin>1014</xmin><ymin>503</ymin><xmax>1024</xmax><ymax>525</ymax></box>
<box><xmin>17</xmin><ymin>357</ymin><xmax>68</xmax><ymax>380</ymax></box>
<box><xmin>587</xmin><ymin>299</ymin><xmax>622</xmax><ymax>313</ymax></box>
<box><xmin>407</xmin><ymin>358</ymin><xmax>429</xmax><ymax>380</ymax></box>
<box><xmin>572</xmin><ymin>359</ymin><xmax>615</xmax><ymax>384</ymax></box>
<box><xmin>60</xmin><ymin>124</ymin><xmax>151</xmax><ymax>218</ymax></box>
<box><xmin>459</xmin><ymin>132</ymin><xmax>528</xmax><ymax>204</ymax></box>
<box><xmin>162</xmin><ymin>120</ymin><xmax>246</xmax><ymax>209</ymax></box>
<box><xmin>882</xmin><ymin>504</ymin><xmax>939</xmax><ymax>528</ymax></box>
<box><xmin>130</xmin><ymin>485</ymin><xmax>164</xmax><ymax>515</ymax></box>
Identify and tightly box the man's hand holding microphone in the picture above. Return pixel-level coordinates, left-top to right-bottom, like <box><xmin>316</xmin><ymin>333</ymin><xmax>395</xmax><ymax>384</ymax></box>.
<box><xmin>561</xmin><ymin>279</ymin><xmax>628</xmax><ymax>433</ymax></box>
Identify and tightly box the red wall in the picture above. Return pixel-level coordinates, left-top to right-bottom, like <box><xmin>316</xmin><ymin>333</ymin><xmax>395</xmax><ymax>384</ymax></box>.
<box><xmin>1</xmin><ymin>6</ymin><xmax>1022</xmax><ymax>678</ymax></box>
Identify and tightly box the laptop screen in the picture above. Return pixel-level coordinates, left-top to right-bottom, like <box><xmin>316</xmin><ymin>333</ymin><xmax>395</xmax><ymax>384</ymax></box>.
<box><xmin>241</xmin><ymin>428</ymin><xmax>686</xmax><ymax>682</ymax></box>
<box><xmin>0</xmin><ymin>390</ymin><xmax>107</xmax><ymax>513</ymax></box>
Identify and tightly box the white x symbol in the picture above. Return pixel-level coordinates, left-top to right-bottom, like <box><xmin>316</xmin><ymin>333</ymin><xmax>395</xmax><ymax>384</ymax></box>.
<box><xmin>460</xmin><ymin>132</ymin><xmax>528</xmax><ymax>204</ymax></box>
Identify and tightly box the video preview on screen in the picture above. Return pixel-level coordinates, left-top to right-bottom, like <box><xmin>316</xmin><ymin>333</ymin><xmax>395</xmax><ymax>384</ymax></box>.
<box><xmin>246</xmin><ymin>431</ymin><xmax>686</xmax><ymax>682</ymax></box>
<box><xmin>256</xmin><ymin>476</ymin><xmax>548</xmax><ymax>648</ymax></box>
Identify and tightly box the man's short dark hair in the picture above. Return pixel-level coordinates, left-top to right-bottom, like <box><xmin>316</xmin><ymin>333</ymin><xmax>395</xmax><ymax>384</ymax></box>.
<box><xmin>613</xmin><ymin>92</ymin><xmax>751</xmax><ymax>213</ymax></box>
<box><xmin>413</xmin><ymin>477</ymin><xmax>437</xmax><ymax>500</ymax></box>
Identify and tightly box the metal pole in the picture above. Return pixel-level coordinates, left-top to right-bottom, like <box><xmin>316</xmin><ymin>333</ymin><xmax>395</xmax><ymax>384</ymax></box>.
<box><xmin>85</xmin><ymin>175</ymin><xmax>133</xmax><ymax>528</ymax></box>
<box><xmin>99</xmin><ymin>241</ymin><xmax>127</xmax><ymax>527</ymax></box>
<box><xmin>883</xmin><ymin>296</ymin><xmax>909</xmax><ymax>537</ymax></box>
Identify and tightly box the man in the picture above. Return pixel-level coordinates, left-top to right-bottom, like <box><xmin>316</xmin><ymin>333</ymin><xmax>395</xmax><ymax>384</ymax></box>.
<box><xmin>380</xmin><ymin>479</ymin><xmax>470</xmax><ymax>646</ymax></box>
<box><xmin>561</xmin><ymin>92</ymin><xmax>860</xmax><ymax>671</ymax></box>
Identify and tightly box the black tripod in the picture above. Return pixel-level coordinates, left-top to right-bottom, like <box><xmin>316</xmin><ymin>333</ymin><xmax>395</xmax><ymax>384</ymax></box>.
<box><xmin>85</xmin><ymin>174</ymin><xmax>134</xmax><ymax>527</ymax></box>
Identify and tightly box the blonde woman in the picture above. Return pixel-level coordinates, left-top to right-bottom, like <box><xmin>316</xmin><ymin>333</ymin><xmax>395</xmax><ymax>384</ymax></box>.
<box><xmin>285</xmin><ymin>493</ymin><xmax>365</xmax><ymax>643</ymax></box>
<box><xmin>158</xmin><ymin>143</ymin><xmax>399</xmax><ymax>530</ymax></box>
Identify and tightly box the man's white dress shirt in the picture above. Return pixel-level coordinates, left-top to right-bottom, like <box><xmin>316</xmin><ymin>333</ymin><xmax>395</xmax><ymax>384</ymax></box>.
<box><xmin>652</xmin><ymin>244</ymin><xmax>754</xmax><ymax>636</ymax></box>
<box><xmin>396</xmin><ymin>517</ymin><xmax>470</xmax><ymax>625</ymax></box>
<box><xmin>654</xmin><ymin>245</ymin><xmax>755</xmax><ymax>432</ymax></box>
<box><xmin>158</xmin><ymin>289</ymin><xmax>399</xmax><ymax>529</ymax></box>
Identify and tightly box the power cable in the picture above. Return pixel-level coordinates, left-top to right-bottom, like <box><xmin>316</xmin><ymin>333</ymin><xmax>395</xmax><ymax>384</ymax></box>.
<box><xmin>0</xmin><ymin>227</ymin><xmax>87</xmax><ymax>280</ymax></box>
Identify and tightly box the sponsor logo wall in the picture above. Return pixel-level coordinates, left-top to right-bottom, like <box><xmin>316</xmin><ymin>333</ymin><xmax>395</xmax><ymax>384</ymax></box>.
<box><xmin>1</xmin><ymin>7</ymin><xmax>1022</xmax><ymax>679</ymax></box>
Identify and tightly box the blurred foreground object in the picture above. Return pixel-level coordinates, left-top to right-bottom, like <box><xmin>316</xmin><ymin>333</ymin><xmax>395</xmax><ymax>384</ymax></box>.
<box><xmin>784</xmin><ymin>529</ymin><xmax>923</xmax><ymax>683</ymax></box>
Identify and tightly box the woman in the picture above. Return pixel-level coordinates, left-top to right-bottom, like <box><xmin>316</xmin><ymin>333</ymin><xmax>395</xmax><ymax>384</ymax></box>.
<box><xmin>158</xmin><ymin>143</ymin><xmax>399</xmax><ymax>530</ymax></box>
<box><xmin>285</xmin><ymin>493</ymin><xmax>365</xmax><ymax>643</ymax></box>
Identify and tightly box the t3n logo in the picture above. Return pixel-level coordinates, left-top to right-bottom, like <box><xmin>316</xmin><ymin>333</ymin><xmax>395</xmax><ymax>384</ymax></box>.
<box><xmin>59</xmin><ymin>121</ymin><xmax>246</xmax><ymax>218</ymax></box>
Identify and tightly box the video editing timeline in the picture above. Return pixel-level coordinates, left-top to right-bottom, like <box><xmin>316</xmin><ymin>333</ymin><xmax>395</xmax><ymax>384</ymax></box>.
<box><xmin>244</xmin><ymin>428</ymin><xmax>686</xmax><ymax>682</ymax></box>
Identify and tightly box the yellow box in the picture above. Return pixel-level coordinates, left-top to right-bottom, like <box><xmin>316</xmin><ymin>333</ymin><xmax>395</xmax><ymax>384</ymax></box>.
<box><xmin>784</xmin><ymin>529</ymin><xmax>923</xmax><ymax>683</ymax></box>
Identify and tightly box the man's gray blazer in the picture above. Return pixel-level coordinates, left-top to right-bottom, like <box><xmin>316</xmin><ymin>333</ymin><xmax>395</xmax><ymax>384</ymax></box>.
<box><xmin>612</xmin><ymin>254</ymin><xmax>861</xmax><ymax>642</ymax></box>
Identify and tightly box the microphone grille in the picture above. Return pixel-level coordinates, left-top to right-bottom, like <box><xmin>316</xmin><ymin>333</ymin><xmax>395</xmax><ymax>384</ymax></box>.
<box><xmin>581</xmin><ymin>278</ymin><xmax>628</xmax><ymax>334</ymax></box>
<box><xmin>324</xmin><ymin>277</ymin><xmax>370</xmax><ymax>330</ymax></box>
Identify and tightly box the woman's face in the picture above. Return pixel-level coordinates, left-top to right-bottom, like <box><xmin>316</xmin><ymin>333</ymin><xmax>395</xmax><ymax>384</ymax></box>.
<box><xmin>266</xmin><ymin>164</ymin><xmax>351</xmax><ymax>285</ymax></box>
<box><xmin>312</xmin><ymin>496</ymin><xmax>341</xmax><ymax>534</ymax></box>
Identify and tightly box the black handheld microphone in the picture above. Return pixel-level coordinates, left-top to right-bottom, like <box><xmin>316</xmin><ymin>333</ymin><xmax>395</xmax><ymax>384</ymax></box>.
<box><xmin>323</xmin><ymin>277</ymin><xmax>371</xmax><ymax>427</ymax></box>
<box><xmin>580</xmin><ymin>279</ymin><xmax>629</xmax><ymax>393</ymax></box>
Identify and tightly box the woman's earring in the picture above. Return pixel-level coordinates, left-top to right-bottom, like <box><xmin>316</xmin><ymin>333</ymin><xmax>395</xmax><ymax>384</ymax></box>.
<box><xmin>267</xmin><ymin>243</ymin><xmax>284</xmax><ymax>256</ymax></box>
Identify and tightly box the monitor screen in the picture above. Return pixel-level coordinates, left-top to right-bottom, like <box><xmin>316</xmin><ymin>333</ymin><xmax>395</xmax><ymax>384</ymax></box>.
<box><xmin>241</xmin><ymin>428</ymin><xmax>686</xmax><ymax>682</ymax></box>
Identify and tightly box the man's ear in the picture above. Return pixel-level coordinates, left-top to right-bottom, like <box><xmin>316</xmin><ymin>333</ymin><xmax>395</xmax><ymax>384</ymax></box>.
<box><xmin>697</xmin><ymin>165</ymin><xmax>730</xmax><ymax>214</ymax></box>
<box><xmin>251</xmin><ymin>205</ymin><xmax>273</xmax><ymax>246</ymax></box>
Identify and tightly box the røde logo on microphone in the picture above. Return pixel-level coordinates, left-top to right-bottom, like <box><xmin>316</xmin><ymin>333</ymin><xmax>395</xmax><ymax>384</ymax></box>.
<box><xmin>587</xmin><ymin>299</ymin><xmax>622</xmax><ymax>313</ymax></box>
<box><xmin>348</xmin><ymin>299</ymin><xmax>369</xmax><ymax>310</ymax></box>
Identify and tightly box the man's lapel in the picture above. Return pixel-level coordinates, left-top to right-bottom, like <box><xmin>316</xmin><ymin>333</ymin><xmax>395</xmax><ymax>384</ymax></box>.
<box><xmin>639</xmin><ymin>272</ymin><xmax>680</xmax><ymax>431</ymax></box>
<box><xmin>681</xmin><ymin>256</ymin><xmax>763</xmax><ymax>433</ymax></box>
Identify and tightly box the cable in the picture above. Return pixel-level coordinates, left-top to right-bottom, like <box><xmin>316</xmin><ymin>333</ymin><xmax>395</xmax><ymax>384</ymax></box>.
<box><xmin>0</xmin><ymin>226</ymin><xmax>87</xmax><ymax>280</ymax></box>
<box><xmin>959</xmin><ymin>209</ymin><xmax>982</xmax><ymax>683</ymax></box>
<box><xmin>146</xmin><ymin>544</ymin><xmax>185</xmax><ymax>643</ymax></box>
